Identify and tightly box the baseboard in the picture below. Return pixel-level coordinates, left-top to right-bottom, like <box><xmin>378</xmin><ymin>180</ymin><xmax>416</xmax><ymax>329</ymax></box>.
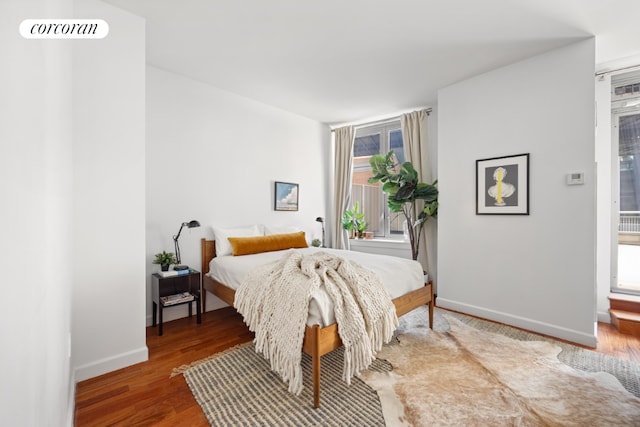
<box><xmin>74</xmin><ymin>346</ymin><xmax>149</xmax><ymax>382</ymax></box>
<box><xmin>597</xmin><ymin>310</ymin><xmax>612</xmax><ymax>324</ymax></box>
<box><xmin>437</xmin><ymin>298</ymin><xmax>598</xmax><ymax>348</ymax></box>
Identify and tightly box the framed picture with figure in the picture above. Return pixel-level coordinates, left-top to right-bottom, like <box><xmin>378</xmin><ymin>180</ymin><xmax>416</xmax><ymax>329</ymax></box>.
<box><xmin>476</xmin><ymin>153</ymin><xmax>529</xmax><ymax>215</ymax></box>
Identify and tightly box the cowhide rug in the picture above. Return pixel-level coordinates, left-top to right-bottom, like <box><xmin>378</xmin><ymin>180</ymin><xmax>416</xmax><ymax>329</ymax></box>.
<box><xmin>360</xmin><ymin>314</ymin><xmax>640</xmax><ymax>426</ymax></box>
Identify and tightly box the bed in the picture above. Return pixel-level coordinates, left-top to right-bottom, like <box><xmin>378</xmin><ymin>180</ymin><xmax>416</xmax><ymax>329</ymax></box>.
<box><xmin>200</xmin><ymin>236</ymin><xmax>433</xmax><ymax>408</ymax></box>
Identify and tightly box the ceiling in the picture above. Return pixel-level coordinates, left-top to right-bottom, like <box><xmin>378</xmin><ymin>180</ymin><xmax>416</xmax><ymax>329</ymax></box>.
<box><xmin>103</xmin><ymin>0</ymin><xmax>640</xmax><ymax>125</ymax></box>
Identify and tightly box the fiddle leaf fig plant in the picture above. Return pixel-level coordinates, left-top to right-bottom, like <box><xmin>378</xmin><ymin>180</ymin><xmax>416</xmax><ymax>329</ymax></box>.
<box><xmin>368</xmin><ymin>151</ymin><xmax>438</xmax><ymax>261</ymax></box>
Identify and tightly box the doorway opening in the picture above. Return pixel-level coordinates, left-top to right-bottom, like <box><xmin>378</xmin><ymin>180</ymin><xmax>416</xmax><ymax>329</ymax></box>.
<box><xmin>612</xmin><ymin>71</ymin><xmax>640</xmax><ymax>295</ymax></box>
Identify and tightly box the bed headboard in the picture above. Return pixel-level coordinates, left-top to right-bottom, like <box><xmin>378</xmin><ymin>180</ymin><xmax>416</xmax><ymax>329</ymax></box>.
<box><xmin>200</xmin><ymin>238</ymin><xmax>216</xmax><ymax>276</ymax></box>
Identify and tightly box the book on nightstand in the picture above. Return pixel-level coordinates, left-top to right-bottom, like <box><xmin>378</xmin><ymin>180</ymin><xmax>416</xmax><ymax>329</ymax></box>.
<box><xmin>158</xmin><ymin>269</ymin><xmax>191</xmax><ymax>278</ymax></box>
<box><xmin>160</xmin><ymin>292</ymin><xmax>194</xmax><ymax>306</ymax></box>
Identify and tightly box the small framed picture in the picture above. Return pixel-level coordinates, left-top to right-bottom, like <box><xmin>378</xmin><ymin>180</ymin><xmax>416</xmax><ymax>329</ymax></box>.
<box><xmin>476</xmin><ymin>153</ymin><xmax>529</xmax><ymax>215</ymax></box>
<box><xmin>274</xmin><ymin>181</ymin><xmax>299</xmax><ymax>211</ymax></box>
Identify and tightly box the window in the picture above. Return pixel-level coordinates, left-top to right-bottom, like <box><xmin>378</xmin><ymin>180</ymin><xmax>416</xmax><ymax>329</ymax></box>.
<box><xmin>350</xmin><ymin>121</ymin><xmax>406</xmax><ymax>239</ymax></box>
<box><xmin>614</xmin><ymin>82</ymin><xmax>640</xmax><ymax>97</ymax></box>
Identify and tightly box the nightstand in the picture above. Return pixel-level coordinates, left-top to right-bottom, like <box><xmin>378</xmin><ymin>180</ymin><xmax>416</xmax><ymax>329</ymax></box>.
<box><xmin>152</xmin><ymin>269</ymin><xmax>201</xmax><ymax>336</ymax></box>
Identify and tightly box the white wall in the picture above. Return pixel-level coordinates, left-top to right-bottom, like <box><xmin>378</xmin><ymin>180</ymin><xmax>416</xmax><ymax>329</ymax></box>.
<box><xmin>438</xmin><ymin>39</ymin><xmax>597</xmax><ymax>347</ymax></box>
<box><xmin>72</xmin><ymin>0</ymin><xmax>147</xmax><ymax>381</ymax></box>
<box><xmin>0</xmin><ymin>0</ymin><xmax>74</xmax><ymax>425</ymax></box>
<box><xmin>146</xmin><ymin>67</ymin><xmax>331</xmax><ymax>320</ymax></box>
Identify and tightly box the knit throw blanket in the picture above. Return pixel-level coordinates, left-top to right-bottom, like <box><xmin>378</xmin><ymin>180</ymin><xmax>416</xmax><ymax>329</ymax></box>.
<box><xmin>234</xmin><ymin>251</ymin><xmax>398</xmax><ymax>395</ymax></box>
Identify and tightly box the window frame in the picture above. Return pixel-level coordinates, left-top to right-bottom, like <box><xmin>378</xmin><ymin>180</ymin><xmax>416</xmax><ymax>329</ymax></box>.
<box><xmin>351</xmin><ymin>120</ymin><xmax>406</xmax><ymax>240</ymax></box>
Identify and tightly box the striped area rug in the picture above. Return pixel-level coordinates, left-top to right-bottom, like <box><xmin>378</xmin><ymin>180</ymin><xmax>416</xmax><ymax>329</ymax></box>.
<box><xmin>184</xmin><ymin>344</ymin><xmax>390</xmax><ymax>426</ymax></box>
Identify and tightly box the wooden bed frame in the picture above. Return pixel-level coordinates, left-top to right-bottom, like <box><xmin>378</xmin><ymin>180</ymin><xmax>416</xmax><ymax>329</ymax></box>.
<box><xmin>200</xmin><ymin>238</ymin><xmax>434</xmax><ymax>408</ymax></box>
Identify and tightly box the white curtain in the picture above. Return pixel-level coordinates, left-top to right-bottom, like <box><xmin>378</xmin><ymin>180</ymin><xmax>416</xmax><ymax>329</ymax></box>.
<box><xmin>401</xmin><ymin>110</ymin><xmax>436</xmax><ymax>285</ymax></box>
<box><xmin>333</xmin><ymin>126</ymin><xmax>355</xmax><ymax>249</ymax></box>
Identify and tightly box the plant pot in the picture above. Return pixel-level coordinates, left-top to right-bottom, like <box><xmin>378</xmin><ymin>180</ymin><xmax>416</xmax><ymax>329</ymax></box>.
<box><xmin>161</xmin><ymin>264</ymin><xmax>169</xmax><ymax>272</ymax></box>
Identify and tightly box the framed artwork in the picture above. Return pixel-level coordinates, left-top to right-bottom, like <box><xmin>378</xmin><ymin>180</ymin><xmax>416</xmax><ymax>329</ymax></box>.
<box><xmin>274</xmin><ymin>181</ymin><xmax>299</xmax><ymax>211</ymax></box>
<box><xmin>476</xmin><ymin>153</ymin><xmax>529</xmax><ymax>215</ymax></box>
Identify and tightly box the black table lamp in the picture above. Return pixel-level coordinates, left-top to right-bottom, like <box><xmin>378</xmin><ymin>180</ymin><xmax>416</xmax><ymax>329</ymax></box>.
<box><xmin>315</xmin><ymin>217</ymin><xmax>325</xmax><ymax>248</ymax></box>
<box><xmin>173</xmin><ymin>220</ymin><xmax>200</xmax><ymax>270</ymax></box>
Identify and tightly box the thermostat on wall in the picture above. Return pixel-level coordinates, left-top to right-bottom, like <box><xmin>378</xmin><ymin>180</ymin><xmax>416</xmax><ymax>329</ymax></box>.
<box><xmin>566</xmin><ymin>172</ymin><xmax>584</xmax><ymax>185</ymax></box>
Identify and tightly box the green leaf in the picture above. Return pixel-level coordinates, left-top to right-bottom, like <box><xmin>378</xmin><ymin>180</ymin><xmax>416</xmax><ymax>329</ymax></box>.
<box><xmin>387</xmin><ymin>199</ymin><xmax>404</xmax><ymax>212</ymax></box>
<box><xmin>414</xmin><ymin>183</ymin><xmax>438</xmax><ymax>201</ymax></box>
<box><xmin>423</xmin><ymin>200</ymin><xmax>438</xmax><ymax>218</ymax></box>
<box><xmin>399</xmin><ymin>162</ymin><xmax>418</xmax><ymax>182</ymax></box>
<box><xmin>382</xmin><ymin>181</ymin><xmax>399</xmax><ymax>195</ymax></box>
<box><xmin>368</xmin><ymin>174</ymin><xmax>383</xmax><ymax>184</ymax></box>
<box><xmin>395</xmin><ymin>183</ymin><xmax>416</xmax><ymax>200</ymax></box>
<box><xmin>369</xmin><ymin>154</ymin><xmax>390</xmax><ymax>177</ymax></box>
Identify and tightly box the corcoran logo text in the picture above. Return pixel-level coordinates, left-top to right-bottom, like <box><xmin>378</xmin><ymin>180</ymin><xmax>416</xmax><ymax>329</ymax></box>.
<box><xmin>20</xmin><ymin>19</ymin><xmax>109</xmax><ymax>39</ymax></box>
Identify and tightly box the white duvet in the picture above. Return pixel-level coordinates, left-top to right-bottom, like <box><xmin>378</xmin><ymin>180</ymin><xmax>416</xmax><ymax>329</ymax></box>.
<box><xmin>208</xmin><ymin>247</ymin><xmax>424</xmax><ymax>327</ymax></box>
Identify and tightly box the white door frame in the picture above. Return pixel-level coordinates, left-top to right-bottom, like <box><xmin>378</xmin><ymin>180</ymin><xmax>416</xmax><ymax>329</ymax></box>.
<box><xmin>611</xmin><ymin>107</ymin><xmax>640</xmax><ymax>295</ymax></box>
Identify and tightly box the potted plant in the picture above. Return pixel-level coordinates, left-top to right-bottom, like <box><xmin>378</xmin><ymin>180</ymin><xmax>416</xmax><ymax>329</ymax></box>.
<box><xmin>153</xmin><ymin>251</ymin><xmax>177</xmax><ymax>271</ymax></box>
<box><xmin>355</xmin><ymin>214</ymin><xmax>368</xmax><ymax>239</ymax></box>
<box><xmin>368</xmin><ymin>151</ymin><xmax>438</xmax><ymax>261</ymax></box>
<box><xmin>342</xmin><ymin>201</ymin><xmax>368</xmax><ymax>239</ymax></box>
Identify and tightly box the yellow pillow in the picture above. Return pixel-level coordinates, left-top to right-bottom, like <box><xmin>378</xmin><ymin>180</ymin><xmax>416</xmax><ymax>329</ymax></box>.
<box><xmin>228</xmin><ymin>232</ymin><xmax>308</xmax><ymax>256</ymax></box>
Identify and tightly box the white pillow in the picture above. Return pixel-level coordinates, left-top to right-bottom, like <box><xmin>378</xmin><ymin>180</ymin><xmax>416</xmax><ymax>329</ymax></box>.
<box><xmin>213</xmin><ymin>225</ymin><xmax>262</xmax><ymax>256</ymax></box>
<box><xmin>264</xmin><ymin>225</ymin><xmax>301</xmax><ymax>235</ymax></box>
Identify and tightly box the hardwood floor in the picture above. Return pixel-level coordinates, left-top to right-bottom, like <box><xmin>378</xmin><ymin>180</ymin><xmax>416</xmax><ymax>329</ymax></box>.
<box><xmin>74</xmin><ymin>307</ymin><xmax>640</xmax><ymax>426</ymax></box>
<box><xmin>596</xmin><ymin>321</ymin><xmax>640</xmax><ymax>361</ymax></box>
<box><xmin>74</xmin><ymin>307</ymin><xmax>253</xmax><ymax>427</ymax></box>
